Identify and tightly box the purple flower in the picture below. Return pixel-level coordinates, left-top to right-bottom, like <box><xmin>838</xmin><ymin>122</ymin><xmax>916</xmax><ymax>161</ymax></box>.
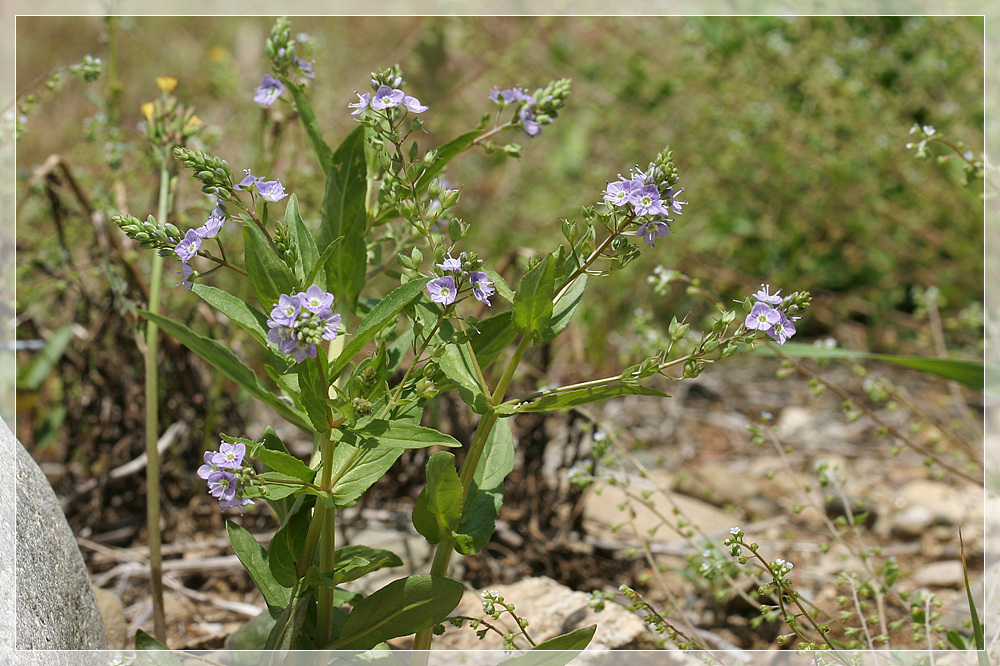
<box><xmin>257</xmin><ymin>179</ymin><xmax>288</xmax><ymax>202</ymax></box>
<box><xmin>212</xmin><ymin>442</ymin><xmax>246</xmax><ymax>469</ymax></box>
<box><xmin>745</xmin><ymin>302</ymin><xmax>781</xmax><ymax>332</ymax></box>
<box><xmin>768</xmin><ymin>313</ymin><xmax>796</xmax><ymax>344</ymax></box>
<box><xmin>197</xmin><ymin>451</ymin><xmax>219</xmax><ymax>480</ymax></box>
<box><xmin>436</xmin><ymin>253</ymin><xmax>464</xmax><ymax>274</ymax></box>
<box><xmin>636</xmin><ymin>220</ymin><xmax>672</xmax><ymax>246</ymax></box>
<box><xmin>470</xmin><ymin>271</ymin><xmax>495</xmax><ymax>306</ymax></box>
<box><xmin>254</xmin><ymin>75</ymin><xmax>284</xmax><ymax>107</ymax></box>
<box><xmin>629</xmin><ymin>184</ymin><xmax>666</xmax><ymax>217</ymax></box>
<box><xmin>489</xmin><ymin>87</ymin><xmax>517</xmax><ymax>105</ymax></box>
<box><xmin>293</xmin><ymin>56</ymin><xmax>315</xmax><ymax>79</ymax></box>
<box><xmin>510</xmin><ymin>86</ymin><xmax>536</xmax><ymax>104</ymax></box>
<box><xmin>235</xmin><ymin>169</ymin><xmax>263</xmax><ymax>191</ymax></box>
<box><xmin>176</xmin><ymin>261</ymin><xmax>194</xmax><ymax>291</ymax></box>
<box><xmin>402</xmin><ymin>95</ymin><xmax>429</xmax><ymax>113</ymax></box>
<box><xmin>219</xmin><ymin>496</ymin><xmax>254</xmax><ymax>511</ymax></box>
<box><xmin>175</xmin><ymin>229</ymin><xmax>202</xmax><ymax>261</ymax></box>
<box><xmin>663</xmin><ymin>186</ymin><xmax>688</xmax><ymax>215</ymax></box>
<box><xmin>195</xmin><ymin>201</ymin><xmax>226</xmax><ymax>239</ymax></box>
<box><xmin>603</xmin><ymin>180</ymin><xmax>637</xmax><ymax>207</ymax></box>
<box><xmin>318</xmin><ymin>309</ymin><xmax>342</xmax><ymax>341</ymax></box>
<box><xmin>349</xmin><ymin>91</ymin><xmax>370</xmax><ymax>116</ymax></box>
<box><xmin>371</xmin><ymin>85</ymin><xmax>405</xmax><ymax>110</ymax></box>
<box><xmin>207</xmin><ymin>470</ymin><xmax>237</xmax><ymax>502</ymax></box>
<box><xmin>271</xmin><ymin>294</ymin><xmax>301</xmax><ymax>326</ymax></box>
<box><xmin>752</xmin><ymin>284</ymin><xmax>784</xmax><ymax>305</ymax></box>
<box><xmin>519</xmin><ymin>106</ymin><xmax>542</xmax><ymax>137</ymax></box>
<box><xmin>299</xmin><ymin>285</ymin><xmax>335</xmax><ymax>314</ymax></box>
<box><xmin>427</xmin><ymin>276</ymin><xmax>457</xmax><ymax>305</ymax></box>
<box><xmin>288</xmin><ymin>338</ymin><xmax>317</xmax><ymax>363</ymax></box>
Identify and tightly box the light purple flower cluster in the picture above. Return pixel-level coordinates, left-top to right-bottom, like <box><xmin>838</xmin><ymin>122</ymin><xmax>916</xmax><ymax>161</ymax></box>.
<box><xmin>266</xmin><ymin>285</ymin><xmax>342</xmax><ymax>362</ymax></box>
<box><xmin>174</xmin><ymin>199</ymin><xmax>228</xmax><ymax>289</ymax></box>
<box><xmin>603</xmin><ymin>165</ymin><xmax>687</xmax><ymax>247</ymax></box>
<box><xmin>235</xmin><ymin>168</ymin><xmax>289</xmax><ymax>202</ymax></box>
<box><xmin>349</xmin><ymin>75</ymin><xmax>428</xmax><ymax>117</ymax></box>
<box><xmin>744</xmin><ymin>284</ymin><xmax>798</xmax><ymax>344</ymax></box>
<box><xmin>489</xmin><ymin>85</ymin><xmax>545</xmax><ymax>137</ymax></box>
<box><xmin>198</xmin><ymin>441</ymin><xmax>254</xmax><ymax>511</ymax></box>
<box><xmin>427</xmin><ymin>252</ymin><xmax>495</xmax><ymax>307</ymax></box>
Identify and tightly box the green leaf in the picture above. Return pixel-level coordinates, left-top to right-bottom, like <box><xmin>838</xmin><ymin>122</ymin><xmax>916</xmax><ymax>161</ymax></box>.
<box><xmin>224</xmin><ymin>610</ymin><xmax>276</xmax><ymax>650</ymax></box>
<box><xmin>542</xmin><ymin>275</ymin><xmax>587</xmax><ymax>340</ymax></box>
<box><xmin>438</xmin><ymin>343</ymin><xmax>490</xmax><ymax>414</ymax></box>
<box><xmin>284</xmin><ymin>76</ymin><xmax>333</xmax><ymax>174</ymax></box>
<box><xmin>501</xmin><ymin>625</ymin><xmax>597</xmax><ymax>666</ymax></box>
<box><xmin>330</xmin><ymin>575</ymin><xmax>464</xmax><ymax>649</ymax></box>
<box><xmin>268</xmin><ymin>502</ymin><xmax>312</xmax><ymax>587</ymax></box>
<box><xmin>251</xmin><ymin>445</ymin><xmax>315</xmax><ymax>483</ymax></box>
<box><xmin>16</xmin><ymin>324</ymin><xmax>73</xmax><ymax>391</ymax></box>
<box><xmin>134</xmin><ymin>630</ymin><xmax>186</xmax><ymax>666</ymax></box>
<box><xmin>243</xmin><ymin>471</ymin><xmax>305</xmax><ymax>501</ymax></box>
<box><xmin>513</xmin><ymin>255</ymin><xmax>556</xmax><ymax>340</ymax></box>
<box><xmin>756</xmin><ymin>342</ymin><xmax>984</xmax><ymax>389</ymax></box>
<box><xmin>265</xmin><ymin>586</ymin><xmax>313</xmax><ymax>650</ymax></box>
<box><xmin>243</xmin><ymin>223</ymin><xmax>299</xmax><ymax>312</ymax></box>
<box><xmin>190</xmin><ymin>284</ymin><xmax>270</xmax><ymax>347</ymax></box>
<box><xmin>333</xmin><ymin>545</ymin><xmax>403</xmax><ymax>584</ymax></box>
<box><xmin>284</xmin><ymin>194</ymin><xmax>323</xmax><ymax>288</ymax></box>
<box><xmin>318</xmin><ymin>125</ymin><xmax>368</xmax><ymax>311</ymax></box>
<box><xmin>306</xmin><ymin>234</ymin><xmax>344</xmax><ymax>290</ymax></box>
<box><xmin>328</xmin><ymin>443</ymin><xmax>406</xmax><ymax>509</ymax></box>
<box><xmin>226</xmin><ymin>520</ymin><xmax>291</xmax><ymax>614</ymax></box>
<box><xmin>138</xmin><ymin>311</ymin><xmax>314</xmax><ymax>433</ymax></box>
<box><xmin>329</xmin><ymin>277</ymin><xmax>431</xmax><ymax>379</ymax></box>
<box><xmin>297</xmin><ymin>359</ymin><xmax>332</xmax><ymax>433</ymax></box>
<box><xmin>412</xmin><ymin>452</ymin><xmax>463</xmax><ymax>544</ymax></box>
<box><xmin>453</xmin><ymin>419</ymin><xmax>514</xmax><ymax>555</ymax></box>
<box><xmin>470</xmin><ymin>311</ymin><xmax>519</xmax><ymax>370</ymax></box>
<box><xmin>339</xmin><ymin>420</ymin><xmax>461</xmax><ymax>450</ymax></box>
<box><xmin>509</xmin><ymin>383</ymin><xmax>669</xmax><ymax>414</ymax></box>
<box><xmin>481</xmin><ymin>266</ymin><xmax>514</xmax><ymax>304</ymax></box>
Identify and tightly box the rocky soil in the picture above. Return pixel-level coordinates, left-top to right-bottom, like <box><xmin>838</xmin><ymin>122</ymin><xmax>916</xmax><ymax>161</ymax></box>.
<box><xmin>41</xmin><ymin>353</ymin><xmax>990</xmax><ymax>653</ymax></box>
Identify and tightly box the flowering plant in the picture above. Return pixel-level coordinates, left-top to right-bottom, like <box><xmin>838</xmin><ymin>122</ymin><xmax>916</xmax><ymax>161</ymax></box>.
<box><xmin>113</xmin><ymin>17</ymin><xmax>808</xmax><ymax>652</ymax></box>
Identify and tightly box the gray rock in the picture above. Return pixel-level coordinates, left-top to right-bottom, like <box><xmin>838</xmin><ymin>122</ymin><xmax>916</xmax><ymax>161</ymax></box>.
<box><xmin>13</xmin><ymin>420</ymin><xmax>108</xmax><ymax>650</ymax></box>
<box><xmin>431</xmin><ymin>576</ymin><xmax>658</xmax><ymax>650</ymax></box>
<box><xmin>910</xmin><ymin>560</ymin><xmax>965</xmax><ymax>589</ymax></box>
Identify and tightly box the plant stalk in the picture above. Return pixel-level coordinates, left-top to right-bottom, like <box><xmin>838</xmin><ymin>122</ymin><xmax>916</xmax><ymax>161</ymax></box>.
<box><xmin>144</xmin><ymin>153</ymin><xmax>171</xmax><ymax>641</ymax></box>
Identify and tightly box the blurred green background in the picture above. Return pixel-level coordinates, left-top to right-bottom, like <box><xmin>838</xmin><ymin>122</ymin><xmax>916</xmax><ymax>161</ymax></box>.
<box><xmin>15</xmin><ymin>16</ymin><xmax>984</xmax><ymax>403</ymax></box>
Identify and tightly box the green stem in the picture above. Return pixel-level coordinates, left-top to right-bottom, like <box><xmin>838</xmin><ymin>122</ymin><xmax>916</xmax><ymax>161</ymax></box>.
<box><xmin>145</xmin><ymin>152</ymin><xmax>171</xmax><ymax>641</ymax></box>
<box><xmin>315</xmin><ymin>432</ymin><xmax>337</xmax><ymax>647</ymax></box>
<box><xmin>413</xmin><ymin>333</ymin><xmax>532</xmax><ymax>651</ymax></box>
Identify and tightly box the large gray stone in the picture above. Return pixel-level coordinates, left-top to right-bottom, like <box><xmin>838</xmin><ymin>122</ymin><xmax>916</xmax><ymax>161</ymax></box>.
<box><xmin>13</xmin><ymin>419</ymin><xmax>108</xmax><ymax>650</ymax></box>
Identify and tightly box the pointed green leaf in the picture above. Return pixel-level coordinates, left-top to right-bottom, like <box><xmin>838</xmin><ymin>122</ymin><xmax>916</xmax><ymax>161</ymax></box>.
<box><xmin>513</xmin><ymin>255</ymin><xmax>556</xmax><ymax>339</ymax></box>
<box><xmin>318</xmin><ymin>125</ymin><xmax>368</xmax><ymax>310</ymax></box>
<box><xmin>542</xmin><ymin>275</ymin><xmax>587</xmax><ymax>340</ymax></box>
<box><xmin>243</xmin><ymin>223</ymin><xmax>299</xmax><ymax>312</ymax></box>
<box><xmin>328</xmin><ymin>443</ymin><xmax>406</xmax><ymax>509</ymax></box>
<box><xmin>283</xmin><ymin>76</ymin><xmax>333</xmax><ymax>174</ymax></box>
<box><xmin>501</xmin><ymin>625</ymin><xmax>596</xmax><ymax>666</ymax></box>
<box><xmin>329</xmin><ymin>277</ymin><xmax>431</xmax><ymax>379</ymax></box>
<box><xmin>339</xmin><ymin>420</ymin><xmax>461</xmax><ymax>450</ymax></box>
<box><xmin>470</xmin><ymin>310</ymin><xmax>519</xmax><ymax>370</ymax></box>
<box><xmin>453</xmin><ymin>419</ymin><xmax>514</xmax><ymax>555</ymax></box>
<box><xmin>190</xmin><ymin>284</ymin><xmax>270</xmax><ymax>346</ymax></box>
<box><xmin>296</xmin><ymin>359</ymin><xmax>332</xmax><ymax>433</ymax></box>
<box><xmin>284</xmin><ymin>194</ymin><xmax>323</xmax><ymax>287</ymax></box>
<box><xmin>439</xmin><ymin>344</ymin><xmax>490</xmax><ymax>414</ymax></box>
<box><xmin>412</xmin><ymin>452</ymin><xmax>463</xmax><ymax>544</ymax></box>
<box><xmin>331</xmin><ymin>575</ymin><xmax>464</xmax><ymax>649</ymax></box>
<box><xmin>334</xmin><ymin>545</ymin><xmax>403</xmax><ymax>585</ymax></box>
<box><xmin>226</xmin><ymin>520</ymin><xmax>291</xmax><ymax>614</ymax></box>
<box><xmin>138</xmin><ymin>311</ymin><xmax>314</xmax><ymax>433</ymax></box>
<box><xmin>251</xmin><ymin>445</ymin><xmax>315</xmax><ymax>483</ymax></box>
<box><xmin>268</xmin><ymin>502</ymin><xmax>312</xmax><ymax>587</ymax></box>
<box><xmin>510</xmin><ymin>383</ymin><xmax>669</xmax><ymax>413</ymax></box>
